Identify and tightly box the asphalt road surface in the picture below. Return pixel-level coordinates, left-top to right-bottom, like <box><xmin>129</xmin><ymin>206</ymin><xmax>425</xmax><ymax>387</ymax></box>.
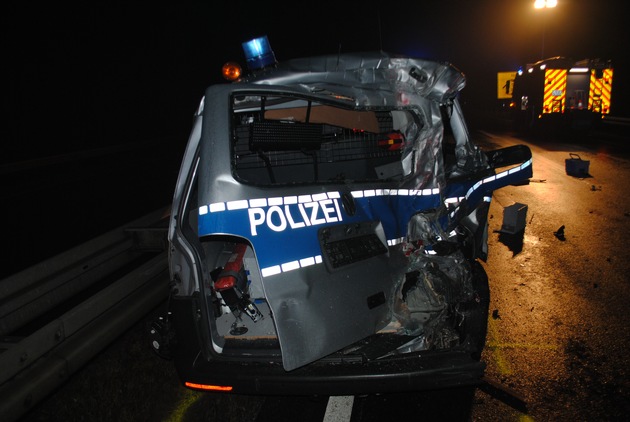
<box><xmin>470</xmin><ymin>129</ymin><xmax>630</xmax><ymax>420</ymax></box>
<box><xmin>19</xmin><ymin>128</ymin><xmax>630</xmax><ymax>421</ymax></box>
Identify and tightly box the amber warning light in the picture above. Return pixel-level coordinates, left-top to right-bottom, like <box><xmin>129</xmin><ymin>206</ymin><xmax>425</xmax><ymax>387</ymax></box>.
<box><xmin>222</xmin><ymin>62</ymin><xmax>242</xmax><ymax>81</ymax></box>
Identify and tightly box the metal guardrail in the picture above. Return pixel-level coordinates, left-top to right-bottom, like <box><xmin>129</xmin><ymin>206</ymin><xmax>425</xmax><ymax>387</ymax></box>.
<box><xmin>0</xmin><ymin>207</ymin><xmax>172</xmax><ymax>422</ymax></box>
<box><xmin>602</xmin><ymin>115</ymin><xmax>630</xmax><ymax>126</ymax></box>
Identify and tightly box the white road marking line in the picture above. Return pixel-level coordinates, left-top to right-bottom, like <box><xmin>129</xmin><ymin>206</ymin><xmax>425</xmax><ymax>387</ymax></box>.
<box><xmin>323</xmin><ymin>396</ymin><xmax>354</xmax><ymax>422</ymax></box>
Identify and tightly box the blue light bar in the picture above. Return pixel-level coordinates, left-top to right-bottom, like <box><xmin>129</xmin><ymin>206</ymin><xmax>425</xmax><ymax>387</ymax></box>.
<box><xmin>242</xmin><ymin>36</ymin><xmax>277</xmax><ymax>71</ymax></box>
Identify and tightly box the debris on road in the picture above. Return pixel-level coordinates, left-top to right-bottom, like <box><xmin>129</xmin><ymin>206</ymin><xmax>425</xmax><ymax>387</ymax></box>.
<box><xmin>565</xmin><ymin>153</ymin><xmax>590</xmax><ymax>177</ymax></box>
<box><xmin>554</xmin><ymin>225</ymin><xmax>566</xmax><ymax>241</ymax></box>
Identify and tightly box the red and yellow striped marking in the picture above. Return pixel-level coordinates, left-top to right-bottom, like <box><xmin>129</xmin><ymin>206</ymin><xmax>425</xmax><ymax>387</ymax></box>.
<box><xmin>542</xmin><ymin>69</ymin><xmax>567</xmax><ymax>114</ymax></box>
<box><xmin>589</xmin><ymin>68</ymin><xmax>613</xmax><ymax>114</ymax></box>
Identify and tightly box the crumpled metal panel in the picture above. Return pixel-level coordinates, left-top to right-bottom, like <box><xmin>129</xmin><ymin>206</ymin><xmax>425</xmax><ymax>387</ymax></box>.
<box><xmin>260</xmin><ymin>250</ymin><xmax>400</xmax><ymax>371</ymax></box>
<box><xmin>239</xmin><ymin>52</ymin><xmax>472</xmax><ymax>196</ymax></box>
<box><xmin>183</xmin><ymin>52</ymin><xmax>531</xmax><ymax>372</ymax></box>
<box><xmin>242</xmin><ymin>52</ymin><xmax>466</xmax><ymax>104</ymax></box>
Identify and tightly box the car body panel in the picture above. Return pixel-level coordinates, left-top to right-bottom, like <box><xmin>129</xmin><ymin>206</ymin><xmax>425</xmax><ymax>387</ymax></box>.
<box><xmin>164</xmin><ymin>49</ymin><xmax>532</xmax><ymax>386</ymax></box>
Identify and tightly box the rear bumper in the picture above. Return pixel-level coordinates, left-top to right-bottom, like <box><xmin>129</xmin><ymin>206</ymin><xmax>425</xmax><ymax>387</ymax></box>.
<box><xmin>176</xmin><ymin>349</ymin><xmax>486</xmax><ymax>396</ymax></box>
<box><xmin>170</xmin><ymin>296</ymin><xmax>485</xmax><ymax>395</ymax></box>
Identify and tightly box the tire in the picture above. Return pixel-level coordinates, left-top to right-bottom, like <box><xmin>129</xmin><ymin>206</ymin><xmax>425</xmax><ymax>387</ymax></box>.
<box><xmin>458</xmin><ymin>260</ymin><xmax>490</xmax><ymax>360</ymax></box>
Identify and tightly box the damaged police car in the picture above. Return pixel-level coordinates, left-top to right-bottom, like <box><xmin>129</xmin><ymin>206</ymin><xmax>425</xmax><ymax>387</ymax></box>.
<box><xmin>153</xmin><ymin>37</ymin><xmax>532</xmax><ymax>395</ymax></box>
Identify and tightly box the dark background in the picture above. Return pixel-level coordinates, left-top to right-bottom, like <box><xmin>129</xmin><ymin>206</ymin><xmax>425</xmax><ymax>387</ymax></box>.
<box><xmin>3</xmin><ymin>1</ymin><xmax>628</xmax><ymax>163</ymax></box>
<box><xmin>2</xmin><ymin>1</ymin><xmax>628</xmax><ymax>278</ymax></box>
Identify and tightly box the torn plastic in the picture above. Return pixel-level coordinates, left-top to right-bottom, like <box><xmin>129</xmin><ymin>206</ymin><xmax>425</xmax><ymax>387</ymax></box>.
<box><xmin>390</xmin><ymin>249</ymin><xmax>473</xmax><ymax>345</ymax></box>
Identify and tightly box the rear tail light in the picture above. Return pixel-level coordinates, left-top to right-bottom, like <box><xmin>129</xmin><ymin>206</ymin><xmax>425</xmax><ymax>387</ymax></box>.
<box><xmin>378</xmin><ymin>132</ymin><xmax>405</xmax><ymax>151</ymax></box>
<box><xmin>185</xmin><ymin>382</ymin><xmax>233</xmax><ymax>392</ymax></box>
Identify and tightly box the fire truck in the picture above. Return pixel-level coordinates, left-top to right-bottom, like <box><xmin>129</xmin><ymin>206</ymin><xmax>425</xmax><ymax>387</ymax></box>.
<box><xmin>511</xmin><ymin>56</ymin><xmax>613</xmax><ymax>133</ymax></box>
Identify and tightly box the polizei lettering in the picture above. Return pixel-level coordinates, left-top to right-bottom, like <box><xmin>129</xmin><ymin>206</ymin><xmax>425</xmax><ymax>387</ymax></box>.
<box><xmin>248</xmin><ymin>198</ymin><xmax>343</xmax><ymax>236</ymax></box>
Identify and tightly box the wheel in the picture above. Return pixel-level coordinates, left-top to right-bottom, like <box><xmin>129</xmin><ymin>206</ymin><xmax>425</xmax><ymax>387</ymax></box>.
<box><xmin>458</xmin><ymin>260</ymin><xmax>490</xmax><ymax>360</ymax></box>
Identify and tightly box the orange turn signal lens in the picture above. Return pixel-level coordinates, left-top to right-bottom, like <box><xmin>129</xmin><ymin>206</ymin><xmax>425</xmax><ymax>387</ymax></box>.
<box><xmin>185</xmin><ymin>381</ymin><xmax>234</xmax><ymax>392</ymax></box>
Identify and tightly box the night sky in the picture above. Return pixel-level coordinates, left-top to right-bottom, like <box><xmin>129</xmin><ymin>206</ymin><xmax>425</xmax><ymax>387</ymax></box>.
<box><xmin>4</xmin><ymin>1</ymin><xmax>628</xmax><ymax>164</ymax></box>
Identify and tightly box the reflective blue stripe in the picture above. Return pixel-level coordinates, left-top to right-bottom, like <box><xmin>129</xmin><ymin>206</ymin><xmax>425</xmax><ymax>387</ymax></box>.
<box><xmin>198</xmin><ymin>189</ymin><xmax>441</xmax><ymax>272</ymax></box>
<box><xmin>197</xmin><ymin>158</ymin><xmax>531</xmax><ymax>275</ymax></box>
